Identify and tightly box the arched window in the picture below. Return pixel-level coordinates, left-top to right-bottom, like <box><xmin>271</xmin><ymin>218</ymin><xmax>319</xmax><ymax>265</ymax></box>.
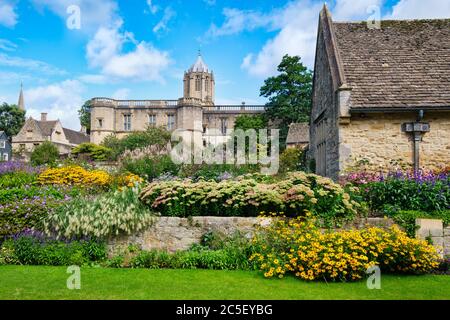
<box><xmin>205</xmin><ymin>77</ymin><xmax>209</xmax><ymax>93</ymax></box>
<box><xmin>195</xmin><ymin>76</ymin><xmax>201</xmax><ymax>91</ymax></box>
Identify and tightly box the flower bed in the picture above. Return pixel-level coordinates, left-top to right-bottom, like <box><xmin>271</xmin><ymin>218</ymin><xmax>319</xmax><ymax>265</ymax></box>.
<box><xmin>140</xmin><ymin>172</ymin><xmax>363</xmax><ymax>226</ymax></box>
<box><xmin>38</xmin><ymin>166</ymin><xmax>112</xmax><ymax>187</ymax></box>
<box><xmin>251</xmin><ymin>216</ymin><xmax>440</xmax><ymax>281</ymax></box>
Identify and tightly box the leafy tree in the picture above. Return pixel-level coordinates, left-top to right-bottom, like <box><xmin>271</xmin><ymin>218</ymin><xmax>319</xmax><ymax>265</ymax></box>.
<box><xmin>78</xmin><ymin>100</ymin><xmax>92</xmax><ymax>134</ymax></box>
<box><xmin>260</xmin><ymin>54</ymin><xmax>313</xmax><ymax>149</ymax></box>
<box><xmin>30</xmin><ymin>141</ymin><xmax>59</xmax><ymax>166</ymax></box>
<box><xmin>72</xmin><ymin>143</ymin><xmax>113</xmax><ymax>161</ymax></box>
<box><xmin>233</xmin><ymin>114</ymin><xmax>266</xmax><ymax>132</ymax></box>
<box><xmin>0</xmin><ymin>103</ymin><xmax>26</xmax><ymax>138</ymax></box>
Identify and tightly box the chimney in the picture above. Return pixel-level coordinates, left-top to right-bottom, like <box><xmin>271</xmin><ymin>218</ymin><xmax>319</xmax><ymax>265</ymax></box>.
<box><xmin>41</xmin><ymin>113</ymin><xmax>48</xmax><ymax>121</ymax></box>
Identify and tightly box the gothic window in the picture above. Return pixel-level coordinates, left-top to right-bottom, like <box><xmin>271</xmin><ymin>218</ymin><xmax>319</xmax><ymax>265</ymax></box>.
<box><xmin>195</xmin><ymin>76</ymin><xmax>201</xmax><ymax>91</ymax></box>
<box><xmin>97</xmin><ymin>118</ymin><xmax>103</xmax><ymax>128</ymax></box>
<box><xmin>148</xmin><ymin>114</ymin><xmax>156</xmax><ymax>126</ymax></box>
<box><xmin>123</xmin><ymin>114</ymin><xmax>132</xmax><ymax>131</ymax></box>
<box><xmin>315</xmin><ymin>118</ymin><xmax>327</xmax><ymax>176</ymax></box>
<box><xmin>167</xmin><ymin>114</ymin><xmax>175</xmax><ymax>130</ymax></box>
<box><xmin>220</xmin><ymin>118</ymin><xmax>228</xmax><ymax>135</ymax></box>
<box><xmin>205</xmin><ymin>77</ymin><xmax>209</xmax><ymax>93</ymax></box>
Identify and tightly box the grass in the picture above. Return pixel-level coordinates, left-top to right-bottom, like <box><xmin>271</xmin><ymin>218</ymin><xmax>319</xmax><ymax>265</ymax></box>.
<box><xmin>0</xmin><ymin>266</ymin><xmax>449</xmax><ymax>300</ymax></box>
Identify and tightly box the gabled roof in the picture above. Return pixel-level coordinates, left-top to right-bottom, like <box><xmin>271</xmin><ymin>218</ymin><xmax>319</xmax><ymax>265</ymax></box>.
<box><xmin>318</xmin><ymin>6</ymin><xmax>450</xmax><ymax>110</ymax></box>
<box><xmin>63</xmin><ymin>128</ymin><xmax>89</xmax><ymax>145</ymax></box>
<box><xmin>286</xmin><ymin>123</ymin><xmax>310</xmax><ymax>144</ymax></box>
<box><xmin>36</xmin><ymin>121</ymin><xmax>58</xmax><ymax>137</ymax></box>
<box><xmin>332</xmin><ymin>18</ymin><xmax>450</xmax><ymax>109</ymax></box>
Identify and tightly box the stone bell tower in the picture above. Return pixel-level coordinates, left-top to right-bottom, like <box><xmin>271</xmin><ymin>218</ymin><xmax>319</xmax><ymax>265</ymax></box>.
<box><xmin>183</xmin><ymin>52</ymin><xmax>215</xmax><ymax>106</ymax></box>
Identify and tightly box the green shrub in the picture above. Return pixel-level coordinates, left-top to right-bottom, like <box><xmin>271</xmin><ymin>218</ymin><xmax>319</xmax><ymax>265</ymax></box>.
<box><xmin>140</xmin><ymin>171</ymin><xmax>362</xmax><ymax>226</ymax></box>
<box><xmin>385</xmin><ymin>209</ymin><xmax>450</xmax><ymax>237</ymax></box>
<box><xmin>177</xmin><ymin>163</ymin><xmax>259</xmax><ymax>181</ymax></box>
<box><xmin>0</xmin><ymin>171</ymin><xmax>37</xmax><ymax>188</ymax></box>
<box><xmin>30</xmin><ymin>141</ymin><xmax>59</xmax><ymax>166</ymax></box>
<box><xmin>1</xmin><ymin>235</ymin><xmax>107</xmax><ymax>266</ymax></box>
<box><xmin>44</xmin><ymin>186</ymin><xmax>155</xmax><ymax>239</ymax></box>
<box><xmin>72</xmin><ymin>143</ymin><xmax>113</xmax><ymax>161</ymax></box>
<box><xmin>122</xmin><ymin>154</ymin><xmax>179</xmax><ymax>181</ymax></box>
<box><xmin>279</xmin><ymin>148</ymin><xmax>304</xmax><ymax>173</ymax></box>
<box><xmin>361</xmin><ymin>174</ymin><xmax>449</xmax><ymax>213</ymax></box>
<box><xmin>102</xmin><ymin>127</ymin><xmax>172</xmax><ymax>160</ymax></box>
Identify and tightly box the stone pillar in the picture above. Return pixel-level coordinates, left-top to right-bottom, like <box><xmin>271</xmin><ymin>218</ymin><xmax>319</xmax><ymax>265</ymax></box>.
<box><xmin>415</xmin><ymin>218</ymin><xmax>444</xmax><ymax>258</ymax></box>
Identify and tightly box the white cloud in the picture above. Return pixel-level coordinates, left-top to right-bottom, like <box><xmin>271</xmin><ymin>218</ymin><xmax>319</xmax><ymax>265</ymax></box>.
<box><xmin>0</xmin><ymin>71</ymin><xmax>33</xmax><ymax>85</ymax></box>
<box><xmin>0</xmin><ymin>38</ymin><xmax>17</xmax><ymax>51</ymax></box>
<box><xmin>205</xmin><ymin>7</ymin><xmax>278</xmax><ymax>39</ymax></box>
<box><xmin>0</xmin><ymin>1</ymin><xmax>18</xmax><ymax>28</ymax></box>
<box><xmin>387</xmin><ymin>0</ymin><xmax>450</xmax><ymax>19</ymax></box>
<box><xmin>240</xmin><ymin>0</ymin><xmax>322</xmax><ymax>77</ymax></box>
<box><xmin>31</xmin><ymin>0</ymin><xmax>120</xmax><ymax>32</ymax></box>
<box><xmin>146</xmin><ymin>0</ymin><xmax>158</xmax><ymax>14</ymax></box>
<box><xmin>333</xmin><ymin>0</ymin><xmax>382</xmax><ymax>20</ymax></box>
<box><xmin>102</xmin><ymin>42</ymin><xmax>170</xmax><ymax>81</ymax></box>
<box><xmin>0</xmin><ymin>53</ymin><xmax>66</xmax><ymax>75</ymax></box>
<box><xmin>153</xmin><ymin>7</ymin><xmax>176</xmax><ymax>34</ymax></box>
<box><xmin>86</xmin><ymin>24</ymin><xmax>170</xmax><ymax>82</ymax></box>
<box><xmin>112</xmin><ymin>88</ymin><xmax>130</xmax><ymax>100</ymax></box>
<box><xmin>78</xmin><ymin>74</ymin><xmax>109</xmax><ymax>84</ymax></box>
<box><xmin>25</xmin><ymin>80</ymin><xmax>85</xmax><ymax>130</ymax></box>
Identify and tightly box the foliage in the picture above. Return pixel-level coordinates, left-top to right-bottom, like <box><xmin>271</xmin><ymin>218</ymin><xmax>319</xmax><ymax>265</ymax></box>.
<box><xmin>72</xmin><ymin>143</ymin><xmax>113</xmax><ymax>161</ymax></box>
<box><xmin>0</xmin><ymin>171</ymin><xmax>38</xmax><ymax>188</ymax></box>
<box><xmin>140</xmin><ymin>172</ymin><xmax>361</xmax><ymax>226</ymax></box>
<box><xmin>251</xmin><ymin>216</ymin><xmax>440</xmax><ymax>282</ymax></box>
<box><xmin>384</xmin><ymin>209</ymin><xmax>450</xmax><ymax>237</ymax></box>
<box><xmin>30</xmin><ymin>141</ymin><xmax>59</xmax><ymax>166</ymax></box>
<box><xmin>44</xmin><ymin>186</ymin><xmax>155</xmax><ymax>239</ymax></box>
<box><xmin>0</xmin><ymin>195</ymin><xmax>67</xmax><ymax>238</ymax></box>
<box><xmin>233</xmin><ymin>114</ymin><xmax>267</xmax><ymax>132</ymax></box>
<box><xmin>0</xmin><ymin>232</ymin><xmax>106</xmax><ymax>266</ymax></box>
<box><xmin>260</xmin><ymin>55</ymin><xmax>313</xmax><ymax>149</ymax></box>
<box><xmin>122</xmin><ymin>154</ymin><xmax>179</xmax><ymax>181</ymax></box>
<box><xmin>0</xmin><ymin>185</ymin><xmax>81</xmax><ymax>204</ymax></box>
<box><xmin>78</xmin><ymin>100</ymin><xmax>92</xmax><ymax>133</ymax></box>
<box><xmin>0</xmin><ymin>161</ymin><xmax>42</xmax><ymax>176</ymax></box>
<box><xmin>0</xmin><ymin>103</ymin><xmax>26</xmax><ymax>138</ymax></box>
<box><xmin>102</xmin><ymin>127</ymin><xmax>172</xmax><ymax>160</ymax></box>
<box><xmin>344</xmin><ymin>170</ymin><xmax>450</xmax><ymax>213</ymax></box>
<box><xmin>38</xmin><ymin>165</ymin><xmax>112</xmax><ymax>187</ymax></box>
<box><xmin>279</xmin><ymin>148</ymin><xmax>305</xmax><ymax>173</ymax></box>
<box><xmin>177</xmin><ymin>163</ymin><xmax>259</xmax><ymax>181</ymax></box>
<box><xmin>106</xmin><ymin>232</ymin><xmax>256</xmax><ymax>270</ymax></box>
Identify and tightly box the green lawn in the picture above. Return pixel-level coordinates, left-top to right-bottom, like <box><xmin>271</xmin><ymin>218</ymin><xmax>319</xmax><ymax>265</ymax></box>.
<box><xmin>0</xmin><ymin>266</ymin><xmax>448</xmax><ymax>300</ymax></box>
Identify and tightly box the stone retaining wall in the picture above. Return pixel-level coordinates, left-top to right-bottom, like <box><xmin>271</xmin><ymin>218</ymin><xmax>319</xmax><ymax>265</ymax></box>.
<box><xmin>416</xmin><ymin>219</ymin><xmax>450</xmax><ymax>257</ymax></box>
<box><xmin>107</xmin><ymin>216</ymin><xmax>395</xmax><ymax>253</ymax></box>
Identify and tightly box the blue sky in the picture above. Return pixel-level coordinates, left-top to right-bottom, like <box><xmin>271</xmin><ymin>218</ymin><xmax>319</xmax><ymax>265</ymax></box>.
<box><xmin>0</xmin><ymin>0</ymin><xmax>449</xmax><ymax>129</ymax></box>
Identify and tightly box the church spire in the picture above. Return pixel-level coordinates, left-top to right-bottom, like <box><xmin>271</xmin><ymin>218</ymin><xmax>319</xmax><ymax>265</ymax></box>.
<box><xmin>18</xmin><ymin>82</ymin><xmax>25</xmax><ymax>111</ymax></box>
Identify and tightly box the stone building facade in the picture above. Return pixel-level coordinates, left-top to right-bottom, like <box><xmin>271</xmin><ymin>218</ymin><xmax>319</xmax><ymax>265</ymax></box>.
<box><xmin>90</xmin><ymin>54</ymin><xmax>265</xmax><ymax>145</ymax></box>
<box><xmin>12</xmin><ymin>113</ymin><xmax>89</xmax><ymax>159</ymax></box>
<box><xmin>310</xmin><ymin>6</ymin><xmax>450</xmax><ymax>180</ymax></box>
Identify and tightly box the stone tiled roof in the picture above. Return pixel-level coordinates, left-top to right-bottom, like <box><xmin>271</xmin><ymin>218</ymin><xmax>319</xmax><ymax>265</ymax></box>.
<box><xmin>63</xmin><ymin>128</ymin><xmax>89</xmax><ymax>145</ymax></box>
<box><xmin>36</xmin><ymin>121</ymin><xmax>58</xmax><ymax>137</ymax></box>
<box><xmin>333</xmin><ymin>19</ymin><xmax>450</xmax><ymax>109</ymax></box>
<box><xmin>286</xmin><ymin>123</ymin><xmax>309</xmax><ymax>144</ymax></box>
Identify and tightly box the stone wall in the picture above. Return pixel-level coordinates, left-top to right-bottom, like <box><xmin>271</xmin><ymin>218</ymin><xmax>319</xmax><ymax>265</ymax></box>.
<box><xmin>309</xmin><ymin>26</ymin><xmax>340</xmax><ymax>180</ymax></box>
<box><xmin>416</xmin><ymin>218</ymin><xmax>450</xmax><ymax>257</ymax></box>
<box><xmin>108</xmin><ymin>216</ymin><xmax>396</xmax><ymax>253</ymax></box>
<box><xmin>338</xmin><ymin>112</ymin><xmax>450</xmax><ymax>174</ymax></box>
